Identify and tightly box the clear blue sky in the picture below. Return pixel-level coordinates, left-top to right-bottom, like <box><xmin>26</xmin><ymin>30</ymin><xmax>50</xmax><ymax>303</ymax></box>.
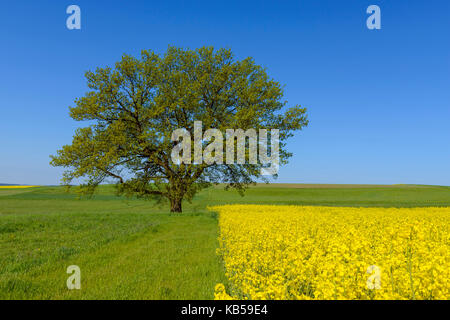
<box><xmin>1</xmin><ymin>0</ymin><xmax>449</xmax><ymax>185</ymax></box>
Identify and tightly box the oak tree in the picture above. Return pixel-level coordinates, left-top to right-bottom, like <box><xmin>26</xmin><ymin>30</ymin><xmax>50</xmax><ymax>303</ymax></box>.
<box><xmin>50</xmin><ymin>46</ymin><xmax>308</xmax><ymax>212</ymax></box>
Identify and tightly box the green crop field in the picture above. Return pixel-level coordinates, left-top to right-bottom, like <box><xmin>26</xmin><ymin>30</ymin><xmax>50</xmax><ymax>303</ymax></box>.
<box><xmin>1</xmin><ymin>184</ymin><xmax>449</xmax><ymax>299</ymax></box>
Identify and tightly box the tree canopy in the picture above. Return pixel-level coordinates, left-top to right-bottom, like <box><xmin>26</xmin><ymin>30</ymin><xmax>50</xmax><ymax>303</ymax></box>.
<box><xmin>50</xmin><ymin>46</ymin><xmax>308</xmax><ymax>212</ymax></box>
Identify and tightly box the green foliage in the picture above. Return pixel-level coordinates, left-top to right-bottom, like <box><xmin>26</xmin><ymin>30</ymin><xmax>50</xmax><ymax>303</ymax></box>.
<box><xmin>0</xmin><ymin>184</ymin><xmax>449</xmax><ymax>299</ymax></box>
<box><xmin>50</xmin><ymin>46</ymin><xmax>308</xmax><ymax>212</ymax></box>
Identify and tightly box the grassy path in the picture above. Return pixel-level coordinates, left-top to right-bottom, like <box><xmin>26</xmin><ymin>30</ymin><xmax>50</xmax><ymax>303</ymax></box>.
<box><xmin>0</xmin><ymin>211</ymin><xmax>224</xmax><ymax>299</ymax></box>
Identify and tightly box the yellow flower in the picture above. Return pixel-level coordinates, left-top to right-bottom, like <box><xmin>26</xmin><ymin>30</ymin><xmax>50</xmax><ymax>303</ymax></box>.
<box><xmin>0</xmin><ymin>186</ymin><xmax>38</xmax><ymax>189</ymax></box>
<box><xmin>211</xmin><ymin>205</ymin><xmax>450</xmax><ymax>300</ymax></box>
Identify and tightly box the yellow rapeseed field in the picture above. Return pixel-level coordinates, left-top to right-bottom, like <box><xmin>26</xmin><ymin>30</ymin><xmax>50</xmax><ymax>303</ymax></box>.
<box><xmin>0</xmin><ymin>186</ymin><xmax>38</xmax><ymax>189</ymax></box>
<box><xmin>212</xmin><ymin>205</ymin><xmax>449</xmax><ymax>300</ymax></box>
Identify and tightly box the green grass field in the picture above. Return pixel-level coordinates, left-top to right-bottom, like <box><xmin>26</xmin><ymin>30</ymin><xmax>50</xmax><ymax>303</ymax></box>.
<box><xmin>1</xmin><ymin>184</ymin><xmax>449</xmax><ymax>299</ymax></box>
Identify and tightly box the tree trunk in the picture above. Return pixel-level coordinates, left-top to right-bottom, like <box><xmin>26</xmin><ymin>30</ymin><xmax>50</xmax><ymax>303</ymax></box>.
<box><xmin>170</xmin><ymin>197</ymin><xmax>183</xmax><ymax>213</ymax></box>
